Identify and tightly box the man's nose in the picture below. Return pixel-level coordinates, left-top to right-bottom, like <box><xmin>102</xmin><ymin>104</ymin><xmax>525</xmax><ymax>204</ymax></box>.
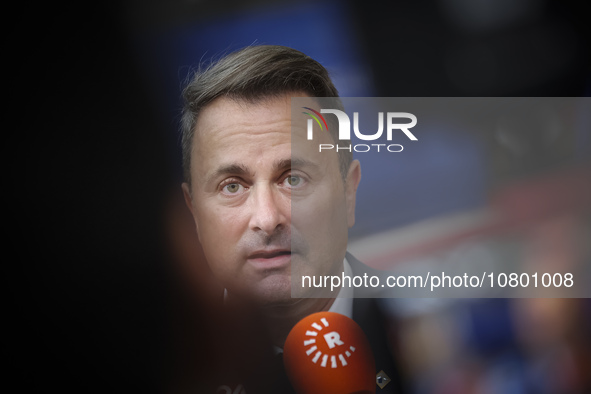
<box><xmin>248</xmin><ymin>184</ymin><xmax>288</xmax><ymax>235</ymax></box>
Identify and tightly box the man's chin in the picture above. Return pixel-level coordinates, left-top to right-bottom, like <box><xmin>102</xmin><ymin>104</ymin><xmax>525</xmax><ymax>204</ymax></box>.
<box><xmin>251</xmin><ymin>285</ymin><xmax>293</xmax><ymax>306</ymax></box>
<box><xmin>228</xmin><ymin>276</ymin><xmax>293</xmax><ymax>305</ymax></box>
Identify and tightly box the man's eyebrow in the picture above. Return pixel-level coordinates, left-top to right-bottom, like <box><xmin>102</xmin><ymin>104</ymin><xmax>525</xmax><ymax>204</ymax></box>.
<box><xmin>206</xmin><ymin>163</ymin><xmax>250</xmax><ymax>184</ymax></box>
<box><xmin>274</xmin><ymin>158</ymin><xmax>319</xmax><ymax>172</ymax></box>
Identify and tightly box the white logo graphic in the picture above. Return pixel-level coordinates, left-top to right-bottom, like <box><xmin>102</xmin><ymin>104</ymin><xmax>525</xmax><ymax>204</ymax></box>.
<box><xmin>306</xmin><ymin>109</ymin><xmax>417</xmax><ymax>141</ymax></box>
<box><xmin>323</xmin><ymin>331</ymin><xmax>344</xmax><ymax>349</ymax></box>
<box><xmin>303</xmin><ymin>317</ymin><xmax>356</xmax><ymax>368</ymax></box>
<box><xmin>303</xmin><ymin>107</ymin><xmax>418</xmax><ymax>153</ymax></box>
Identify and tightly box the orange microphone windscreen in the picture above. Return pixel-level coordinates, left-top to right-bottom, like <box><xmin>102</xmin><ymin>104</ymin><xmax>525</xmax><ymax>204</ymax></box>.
<box><xmin>283</xmin><ymin>311</ymin><xmax>376</xmax><ymax>394</ymax></box>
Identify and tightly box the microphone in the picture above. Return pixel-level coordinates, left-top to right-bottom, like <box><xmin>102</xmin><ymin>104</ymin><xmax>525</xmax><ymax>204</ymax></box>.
<box><xmin>283</xmin><ymin>311</ymin><xmax>376</xmax><ymax>394</ymax></box>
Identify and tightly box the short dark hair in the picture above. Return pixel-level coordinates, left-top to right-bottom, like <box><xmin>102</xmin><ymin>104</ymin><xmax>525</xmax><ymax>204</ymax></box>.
<box><xmin>180</xmin><ymin>45</ymin><xmax>351</xmax><ymax>184</ymax></box>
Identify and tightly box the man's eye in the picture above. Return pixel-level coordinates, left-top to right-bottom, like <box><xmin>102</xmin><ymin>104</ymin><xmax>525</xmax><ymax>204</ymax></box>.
<box><xmin>223</xmin><ymin>183</ymin><xmax>243</xmax><ymax>194</ymax></box>
<box><xmin>285</xmin><ymin>176</ymin><xmax>302</xmax><ymax>187</ymax></box>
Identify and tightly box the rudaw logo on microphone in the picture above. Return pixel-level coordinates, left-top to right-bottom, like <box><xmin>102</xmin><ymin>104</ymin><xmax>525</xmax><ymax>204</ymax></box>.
<box><xmin>302</xmin><ymin>316</ymin><xmax>356</xmax><ymax>368</ymax></box>
<box><xmin>302</xmin><ymin>106</ymin><xmax>418</xmax><ymax>153</ymax></box>
<box><xmin>284</xmin><ymin>312</ymin><xmax>376</xmax><ymax>393</ymax></box>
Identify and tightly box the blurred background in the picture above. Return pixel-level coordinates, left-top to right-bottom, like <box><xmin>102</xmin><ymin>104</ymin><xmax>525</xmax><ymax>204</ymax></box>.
<box><xmin>18</xmin><ymin>0</ymin><xmax>589</xmax><ymax>393</ymax></box>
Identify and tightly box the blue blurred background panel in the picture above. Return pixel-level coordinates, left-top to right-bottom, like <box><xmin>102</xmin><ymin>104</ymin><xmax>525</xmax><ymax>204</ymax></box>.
<box><xmin>136</xmin><ymin>0</ymin><xmax>374</xmax><ymax>131</ymax></box>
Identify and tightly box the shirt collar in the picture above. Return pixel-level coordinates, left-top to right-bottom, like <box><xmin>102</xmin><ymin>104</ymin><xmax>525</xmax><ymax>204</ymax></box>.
<box><xmin>327</xmin><ymin>256</ymin><xmax>354</xmax><ymax>319</ymax></box>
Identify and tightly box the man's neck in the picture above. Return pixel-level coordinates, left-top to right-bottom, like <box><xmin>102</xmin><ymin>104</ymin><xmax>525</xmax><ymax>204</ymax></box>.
<box><xmin>260</xmin><ymin>296</ymin><xmax>337</xmax><ymax>348</ymax></box>
<box><xmin>259</xmin><ymin>256</ymin><xmax>354</xmax><ymax>348</ymax></box>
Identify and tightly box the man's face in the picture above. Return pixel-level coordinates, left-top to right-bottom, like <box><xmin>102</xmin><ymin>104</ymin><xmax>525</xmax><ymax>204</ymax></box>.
<box><xmin>183</xmin><ymin>93</ymin><xmax>360</xmax><ymax>304</ymax></box>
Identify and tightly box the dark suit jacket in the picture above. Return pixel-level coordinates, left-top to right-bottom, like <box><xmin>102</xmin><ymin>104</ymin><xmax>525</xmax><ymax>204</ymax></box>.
<box><xmin>347</xmin><ymin>252</ymin><xmax>407</xmax><ymax>394</ymax></box>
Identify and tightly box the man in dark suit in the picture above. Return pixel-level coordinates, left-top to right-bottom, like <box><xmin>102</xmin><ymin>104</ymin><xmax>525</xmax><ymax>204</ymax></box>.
<box><xmin>180</xmin><ymin>45</ymin><xmax>405</xmax><ymax>393</ymax></box>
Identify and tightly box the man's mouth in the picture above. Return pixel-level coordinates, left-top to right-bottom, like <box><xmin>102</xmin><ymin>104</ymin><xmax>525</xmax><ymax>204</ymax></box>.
<box><xmin>249</xmin><ymin>249</ymin><xmax>291</xmax><ymax>259</ymax></box>
<box><xmin>247</xmin><ymin>249</ymin><xmax>292</xmax><ymax>268</ymax></box>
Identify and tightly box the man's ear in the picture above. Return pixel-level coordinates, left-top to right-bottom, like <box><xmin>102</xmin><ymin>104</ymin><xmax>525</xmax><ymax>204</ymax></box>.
<box><xmin>182</xmin><ymin>182</ymin><xmax>198</xmax><ymax>233</ymax></box>
<box><xmin>345</xmin><ymin>160</ymin><xmax>361</xmax><ymax>228</ymax></box>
